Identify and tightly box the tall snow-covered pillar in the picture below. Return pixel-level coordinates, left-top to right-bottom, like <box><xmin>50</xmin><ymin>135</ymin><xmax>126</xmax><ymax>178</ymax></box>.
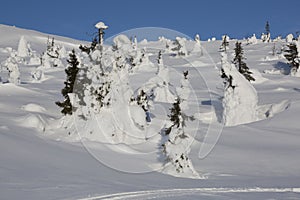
<box><xmin>95</xmin><ymin>21</ymin><xmax>108</xmax><ymax>52</ymax></box>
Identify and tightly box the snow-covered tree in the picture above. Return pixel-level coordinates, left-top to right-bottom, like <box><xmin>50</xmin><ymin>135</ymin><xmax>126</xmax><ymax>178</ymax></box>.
<box><xmin>2</xmin><ymin>52</ymin><xmax>20</xmax><ymax>84</ymax></box>
<box><xmin>135</xmin><ymin>89</ymin><xmax>151</xmax><ymax>122</ymax></box>
<box><xmin>192</xmin><ymin>34</ymin><xmax>202</xmax><ymax>54</ymax></box>
<box><xmin>172</xmin><ymin>37</ymin><xmax>188</xmax><ymax>56</ymax></box>
<box><xmin>79</xmin><ymin>38</ymin><xmax>97</xmax><ymax>55</ymax></box>
<box><xmin>79</xmin><ymin>29</ymin><xmax>136</xmax><ymax>118</ymax></box>
<box><xmin>112</xmin><ymin>34</ymin><xmax>145</xmax><ymax>70</ymax></box>
<box><xmin>272</xmin><ymin>43</ymin><xmax>276</xmax><ymax>56</ymax></box>
<box><xmin>176</xmin><ymin>71</ymin><xmax>190</xmax><ymax>110</ymax></box>
<box><xmin>31</xmin><ymin>67</ymin><xmax>44</xmax><ymax>82</ymax></box>
<box><xmin>157</xmin><ymin>50</ymin><xmax>163</xmax><ymax>65</ymax></box>
<box><xmin>246</xmin><ymin>34</ymin><xmax>258</xmax><ymax>45</ymax></box>
<box><xmin>161</xmin><ymin>98</ymin><xmax>199</xmax><ymax>178</ymax></box>
<box><xmin>265</xmin><ymin>21</ymin><xmax>270</xmax><ymax>36</ymax></box>
<box><xmin>286</xmin><ymin>34</ymin><xmax>294</xmax><ymax>43</ymax></box>
<box><xmin>40</xmin><ymin>37</ymin><xmax>63</xmax><ymax>68</ymax></box>
<box><xmin>233</xmin><ymin>41</ymin><xmax>255</xmax><ymax>82</ymax></box>
<box><xmin>132</xmin><ymin>36</ymin><xmax>138</xmax><ymax>50</ymax></box>
<box><xmin>17</xmin><ymin>36</ymin><xmax>29</xmax><ymax>57</ymax></box>
<box><xmin>159</xmin><ymin>36</ymin><xmax>174</xmax><ymax>53</ymax></box>
<box><xmin>136</xmin><ymin>89</ymin><xmax>149</xmax><ymax>111</ymax></box>
<box><xmin>284</xmin><ymin>41</ymin><xmax>300</xmax><ymax>76</ymax></box>
<box><xmin>151</xmin><ymin>51</ymin><xmax>175</xmax><ymax>103</ymax></box>
<box><xmin>261</xmin><ymin>21</ymin><xmax>271</xmax><ymax>42</ymax></box>
<box><xmin>221</xmin><ymin>53</ymin><xmax>258</xmax><ymax>126</ymax></box>
<box><xmin>56</xmin><ymin>49</ymin><xmax>80</xmax><ymax>115</ymax></box>
<box><xmin>127</xmin><ymin>37</ymin><xmax>148</xmax><ymax>68</ymax></box>
<box><xmin>140</xmin><ymin>51</ymin><xmax>175</xmax><ymax>103</ymax></box>
<box><xmin>78</xmin><ymin>24</ymin><xmax>147</xmax><ymax>134</ymax></box>
<box><xmin>95</xmin><ymin>21</ymin><xmax>108</xmax><ymax>53</ymax></box>
<box><xmin>46</xmin><ymin>37</ymin><xmax>59</xmax><ymax>59</ymax></box>
<box><xmin>261</xmin><ymin>33</ymin><xmax>271</xmax><ymax>43</ymax></box>
<box><xmin>220</xmin><ymin>35</ymin><xmax>229</xmax><ymax>52</ymax></box>
<box><xmin>79</xmin><ymin>25</ymin><xmax>111</xmax><ymax>76</ymax></box>
<box><xmin>28</xmin><ymin>53</ymin><xmax>42</xmax><ymax>66</ymax></box>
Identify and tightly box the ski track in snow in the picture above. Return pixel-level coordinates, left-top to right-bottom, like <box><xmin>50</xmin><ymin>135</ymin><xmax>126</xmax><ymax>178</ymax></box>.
<box><xmin>77</xmin><ymin>187</ymin><xmax>300</xmax><ymax>200</ymax></box>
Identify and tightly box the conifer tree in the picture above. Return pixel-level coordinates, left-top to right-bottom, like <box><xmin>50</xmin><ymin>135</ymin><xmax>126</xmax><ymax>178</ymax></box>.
<box><xmin>165</xmin><ymin>98</ymin><xmax>186</xmax><ymax>135</ymax></box>
<box><xmin>157</xmin><ymin>50</ymin><xmax>163</xmax><ymax>65</ymax></box>
<box><xmin>46</xmin><ymin>37</ymin><xmax>59</xmax><ymax>59</ymax></box>
<box><xmin>284</xmin><ymin>42</ymin><xmax>300</xmax><ymax>74</ymax></box>
<box><xmin>233</xmin><ymin>41</ymin><xmax>255</xmax><ymax>82</ymax></box>
<box><xmin>136</xmin><ymin>89</ymin><xmax>149</xmax><ymax>112</ymax></box>
<box><xmin>221</xmin><ymin>68</ymin><xmax>235</xmax><ymax>89</ymax></box>
<box><xmin>262</xmin><ymin>21</ymin><xmax>271</xmax><ymax>42</ymax></box>
<box><xmin>265</xmin><ymin>21</ymin><xmax>270</xmax><ymax>35</ymax></box>
<box><xmin>136</xmin><ymin>89</ymin><xmax>151</xmax><ymax>122</ymax></box>
<box><xmin>160</xmin><ymin>97</ymin><xmax>199</xmax><ymax>177</ymax></box>
<box><xmin>220</xmin><ymin>35</ymin><xmax>229</xmax><ymax>52</ymax></box>
<box><xmin>79</xmin><ymin>38</ymin><xmax>97</xmax><ymax>54</ymax></box>
<box><xmin>56</xmin><ymin>49</ymin><xmax>79</xmax><ymax>115</ymax></box>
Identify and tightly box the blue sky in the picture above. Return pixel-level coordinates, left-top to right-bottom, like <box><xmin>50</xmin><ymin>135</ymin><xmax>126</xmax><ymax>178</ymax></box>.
<box><xmin>1</xmin><ymin>0</ymin><xmax>300</xmax><ymax>41</ymax></box>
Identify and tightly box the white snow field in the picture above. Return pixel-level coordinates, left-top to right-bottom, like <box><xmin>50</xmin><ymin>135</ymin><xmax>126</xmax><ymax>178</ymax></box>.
<box><xmin>0</xmin><ymin>24</ymin><xmax>300</xmax><ymax>200</ymax></box>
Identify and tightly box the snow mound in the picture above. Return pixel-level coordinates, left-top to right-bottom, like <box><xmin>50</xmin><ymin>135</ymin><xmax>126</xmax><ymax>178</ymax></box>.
<box><xmin>263</xmin><ymin>69</ymin><xmax>282</xmax><ymax>75</ymax></box>
<box><xmin>129</xmin><ymin>105</ymin><xmax>147</xmax><ymax>128</ymax></box>
<box><xmin>262</xmin><ymin>55</ymin><xmax>280</xmax><ymax>61</ymax></box>
<box><xmin>258</xmin><ymin>100</ymin><xmax>291</xmax><ymax>119</ymax></box>
<box><xmin>31</xmin><ymin>67</ymin><xmax>46</xmax><ymax>82</ymax></box>
<box><xmin>16</xmin><ymin>113</ymin><xmax>47</xmax><ymax>131</ymax></box>
<box><xmin>194</xmin><ymin>111</ymin><xmax>217</xmax><ymax>123</ymax></box>
<box><xmin>251</xmin><ymin>69</ymin><xmax>268</xmax><ymax>84</ymax></box>
<box><xmin>21</xmin><ymin>103</ymin><xmax>46</xmax><ymax>113</ymax></box>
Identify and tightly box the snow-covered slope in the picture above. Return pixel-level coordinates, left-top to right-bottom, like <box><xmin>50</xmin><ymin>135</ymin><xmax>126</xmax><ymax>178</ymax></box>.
<box><xmin>0</xmin><ymin>24</ymin><xmax>300</xmax><ymax>200</ymax></box>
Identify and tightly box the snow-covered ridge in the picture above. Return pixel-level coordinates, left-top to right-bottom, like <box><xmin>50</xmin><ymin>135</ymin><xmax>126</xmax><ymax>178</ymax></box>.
<box><xmin>0</xmin><ymin>24</ymin><xmax>85</xmax><ymax>50</ymax></box>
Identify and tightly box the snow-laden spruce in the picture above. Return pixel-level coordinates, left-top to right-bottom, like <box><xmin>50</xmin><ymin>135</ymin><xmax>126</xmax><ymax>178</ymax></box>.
<box><xmin>176</xmin><ymin>71</ymin><xmax>190</xmax><ymax>110</ymax></box>
<box><xmin>161</xmin><ymin>98</ymin><xmax>201</xmax><ymax>179</ymax></box>
<box><xmin>31</xmin><ymin>38</ymin><xmax>66</xmax><ymax>81</ymax></box>
<box><xmin>60</xmin><ymin>29</ymin><xmax>149</xmax><ymax>143</ymax></box>
<box><xmin>192</xmin><ymin>34</ymin><xmax>202</xmax><ymax>54</ymax></box>
<box><xmin>261</xmin><ymin>21</ymin><xmax>271</xmax><ymax>43</ymax></box>
<box><xmin>2</xmin><ymin>52</ymin><xmax>21</xmax><ymax>84</ymax></box>
<box><xmin>113</xmin><ymin>34</ymin><xmax>149</xmax><ymax>70</ymax></box>
<box><xmin>220</xmin><ymin>35</ymin><xmax>229</xmax><ymax>52</ymax></box>
<box><xmin>40</xmin><ymin>37</ymin><xmax>65</xmax><ymax>68</ymax></box>
<box><xmin>261</xmin><ymin>33</ymin><xmax>271</xmax><ymax>43</ymax></box>
<box><xmin>172</xmin><ymin>37</ymin><xmax>188</xmax><ymax>56</ymax></box>
<box><xmin>17</xmin><ymin>36</ymin><xmax>29</xmax><ymax>57</ymax></box>
<box><xmin>286</xmin><ymin>34</ymin><xmax>294</xmax><ymax>43</ymax></box>
<box><xmin>221</xmin><ymin>52</ymin><xmax>258</xmax><ymax>126</ymax></box>
<box><xmin>284</xmin><ymin>40</ymin><xmax>300</xmax><ymax>77</ymax></box>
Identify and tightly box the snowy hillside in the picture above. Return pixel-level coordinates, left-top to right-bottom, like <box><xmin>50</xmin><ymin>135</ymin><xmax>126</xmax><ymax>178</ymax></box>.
<box><xmin>0</xmin><ymin>24</ymin><xmax>300</xmax><ymax>200</ymax></box>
